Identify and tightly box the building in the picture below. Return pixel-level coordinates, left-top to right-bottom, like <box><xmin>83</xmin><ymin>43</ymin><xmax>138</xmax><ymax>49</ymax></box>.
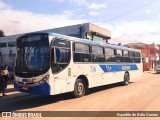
<box><xmin>125</xmin><ymin>42</ymin><xmax>159</xmax><ymax>70</ymax></box>
<box><xmin>157</xmin><ymin>44</ymin><xmax>160</xmax><ymax>64</ymax></box>
<box><xmin>0</xmin><ymin>23</ymin><xmax>111</xmax><ymax>69</ymax></box>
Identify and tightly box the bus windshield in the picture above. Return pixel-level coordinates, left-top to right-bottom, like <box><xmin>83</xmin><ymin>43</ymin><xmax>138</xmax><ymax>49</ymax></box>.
<box><xmin>15</xmin><ymin>33</ymin><xmax>50</xmax><ymax>77</ymax></box>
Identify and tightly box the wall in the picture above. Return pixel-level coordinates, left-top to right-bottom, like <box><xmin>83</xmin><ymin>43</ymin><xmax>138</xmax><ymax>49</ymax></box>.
<box><xmin>0</xmin><ymin>46</ymin><xmax>16</xmax><ymax>68</ymax></box>
<box><xmin>141</xmin><ymin>44</ymin><xmax>159</xmax><ymax>70</ymax></box>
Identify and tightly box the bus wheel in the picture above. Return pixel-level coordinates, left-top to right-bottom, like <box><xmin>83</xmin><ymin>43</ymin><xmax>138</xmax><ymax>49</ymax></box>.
<box><xmin>122</xmin><ymin>73</ymin><xmax>129</xmax><ymax>86</ymax></box>
<box><xmin>73</xmin><ymin>79</ymin><xmax>86</xmax><ymax>98</ymax></box>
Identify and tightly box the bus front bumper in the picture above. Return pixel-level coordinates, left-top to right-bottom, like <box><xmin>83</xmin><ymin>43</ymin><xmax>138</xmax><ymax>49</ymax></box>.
<box><xmin>14</xmin><ymin>81</ymin><xmax>51</xmax><ymax>95</ymax></box>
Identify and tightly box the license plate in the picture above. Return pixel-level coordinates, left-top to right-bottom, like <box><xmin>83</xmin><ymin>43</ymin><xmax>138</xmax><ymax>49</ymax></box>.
<box><xmin>22</xmin><ymin>86</ymin><xmax>28</xmax><ymax>90</ymax></box>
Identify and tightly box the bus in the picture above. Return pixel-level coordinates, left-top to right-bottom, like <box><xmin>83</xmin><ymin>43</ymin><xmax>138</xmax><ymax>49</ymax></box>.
<box><xmin>14</xmin><ymin>32</ymin><xmax>143</xmax><ymax>97</ymax></box>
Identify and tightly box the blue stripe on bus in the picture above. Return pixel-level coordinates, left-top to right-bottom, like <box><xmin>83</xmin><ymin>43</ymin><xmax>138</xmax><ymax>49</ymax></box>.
<box><xmin>14</xmin><ymin>82</ymin><xmax>51</xmax><ymax>95</ymax></box>
<box><xmin>99</xmin><ymin>64</ymin><xmax>138</xmax><ymax>73</ymax></box>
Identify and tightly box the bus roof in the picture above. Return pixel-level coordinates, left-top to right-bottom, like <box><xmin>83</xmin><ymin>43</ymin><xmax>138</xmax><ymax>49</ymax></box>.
<box><xmin>48</xmin><ymin>32</ymin><xmax>141</xmax><ymax>53</ymax></box>
<box><xmin>16</xmin><ymin>32</ymin><xmax>141</xmax><ymax>53</ymax></box>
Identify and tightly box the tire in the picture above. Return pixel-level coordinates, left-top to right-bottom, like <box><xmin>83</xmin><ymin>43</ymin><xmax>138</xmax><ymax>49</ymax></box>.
<box><xmin>73</xmin><ymin>79</ymin><xmax>87</xmax><ymax>98</ymax></box>
<box><xmin>122</xmin><ymin>73</ymin><xmax>129</xmax><ymax>86</ymax></box>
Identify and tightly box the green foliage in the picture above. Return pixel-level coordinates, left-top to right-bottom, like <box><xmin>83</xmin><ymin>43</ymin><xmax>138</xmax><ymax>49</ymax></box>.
<box><xmin>0</xmin><ymin>30</ymin><xmax>5</xmax><ymax>37</ymax></box>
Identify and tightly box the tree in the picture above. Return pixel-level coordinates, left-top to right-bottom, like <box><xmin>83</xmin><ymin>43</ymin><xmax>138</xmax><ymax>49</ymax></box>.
<box><xmin>0</xmin><ymin>30</ymin><xmax>5</xmax><ymax>37</ymax></box>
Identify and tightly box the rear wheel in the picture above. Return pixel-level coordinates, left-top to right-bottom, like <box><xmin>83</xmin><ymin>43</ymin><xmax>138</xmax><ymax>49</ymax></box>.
<box><xmin>73</xmin><ymin>79</ymin><xmax>87</xmax><ymax>98</ymax></box>
<box><xmin>122</xmin><ymin>73</ymin><xmax>129</xmax><ymax>86</ymax></box>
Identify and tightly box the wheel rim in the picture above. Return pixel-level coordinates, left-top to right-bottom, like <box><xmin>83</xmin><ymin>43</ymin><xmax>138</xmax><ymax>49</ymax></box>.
<box><xmin>126</xmin><ymin>81</ymin><xmax>129</xmax><ymax>84</ymax></box>
<box><xmin>125</xmin><ymin>74</ymin><xmax>129</xmax><ymax>84</ymax></box>
<box><xmin>76</xmin><ymin>82</ymin><xmax>84</xmax><ymax>96</ymax></box>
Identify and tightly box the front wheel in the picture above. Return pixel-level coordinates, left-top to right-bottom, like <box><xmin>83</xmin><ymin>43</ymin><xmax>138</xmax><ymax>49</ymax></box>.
<box><xmin>122</xmin><ymin>73</ymin><xmax>129</xmax><ymax>86</ymax></box>
<box><xmin>73</xmin><ymin>79</ymin><xmax>86</xmax><ymax>98</ymax></box>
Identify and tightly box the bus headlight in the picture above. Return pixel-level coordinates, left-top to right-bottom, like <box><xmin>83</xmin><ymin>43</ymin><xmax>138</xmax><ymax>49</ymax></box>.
<box><xmin>28</xmin><ymin>78</ymin><xmax>33</xmax><ymax>83</ymax></box>
<box><xmin>43</xmin><ymin>75</ymin><xmax>49</xmax><ymax>81</ymax></box>
<box><xmin>39</xmin><ymin>75</ymin><xmax>49</xmax><ymax>84</ymax></box>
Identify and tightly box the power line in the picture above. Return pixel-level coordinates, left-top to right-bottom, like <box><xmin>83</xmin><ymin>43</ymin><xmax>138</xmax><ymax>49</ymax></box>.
<box><xmin>107</xmin><ymin>0</ymin><xmax>160</xmax><ymax>22</ymax></box>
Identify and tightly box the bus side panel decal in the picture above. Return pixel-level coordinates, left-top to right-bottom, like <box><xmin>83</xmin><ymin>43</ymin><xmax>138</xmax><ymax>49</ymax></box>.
<box><xmin>99</xmin><ymin>64</ymin><xmax>138</xmax><ymax>73</ymax></box>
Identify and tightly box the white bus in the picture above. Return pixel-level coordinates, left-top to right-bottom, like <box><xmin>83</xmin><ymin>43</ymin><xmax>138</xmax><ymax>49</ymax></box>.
<box><xmin>14</xmin><ymin>32</ymin><xmax>143</xmax><ymax>97</ymax></box>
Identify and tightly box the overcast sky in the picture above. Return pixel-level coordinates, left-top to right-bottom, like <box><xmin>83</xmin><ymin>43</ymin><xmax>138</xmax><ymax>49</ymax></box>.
<box><xmin>0</xmin><ymin>0</ymin><xmax>160</xmax><ymax>44</ymax></box>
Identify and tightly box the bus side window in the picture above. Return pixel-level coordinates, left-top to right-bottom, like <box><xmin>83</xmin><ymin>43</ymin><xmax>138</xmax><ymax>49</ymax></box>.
<box><xmin>51</xmin><ymin>39</ymin><xmax>70</xmax><ymax>73</ymax></box>
<box><xmin>134</xmin><ymin>52</ymin><xmax>141</xmax><ymax>63</ymax></box>
<box><xmin>92</xmin><ymin>46</ymin><xmax>105</xmax><ymax>62</ymax></box>
<box><xmin>116</xmin><ymin>49</ymin><xmax>123</xmax><ymax>63</ymax></box>
<box><xmin>74</xmin><ymin>43</ymin><xmax>91</xmax><ymax>62</ymax></box>
<box><xmin>123</xmin><ymin>50</ymin><xmax>130</xmax><ymax>62</ymax></box>
<box><xmin>129</xmin><ymin>51</ymin><xmax>134</xmax><ymax>63</ymax></box>
<box><xmin>105</xmin><ymin>47</ymin><xmax>116</xmax><ymax>62</ymax></box>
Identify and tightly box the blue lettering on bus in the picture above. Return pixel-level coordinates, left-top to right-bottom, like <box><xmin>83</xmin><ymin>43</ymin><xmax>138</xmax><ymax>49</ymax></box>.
<box><xmin>99</xmin><ymin>64</ymin><xmax>138</xmax><ymax>73</ymax></box>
